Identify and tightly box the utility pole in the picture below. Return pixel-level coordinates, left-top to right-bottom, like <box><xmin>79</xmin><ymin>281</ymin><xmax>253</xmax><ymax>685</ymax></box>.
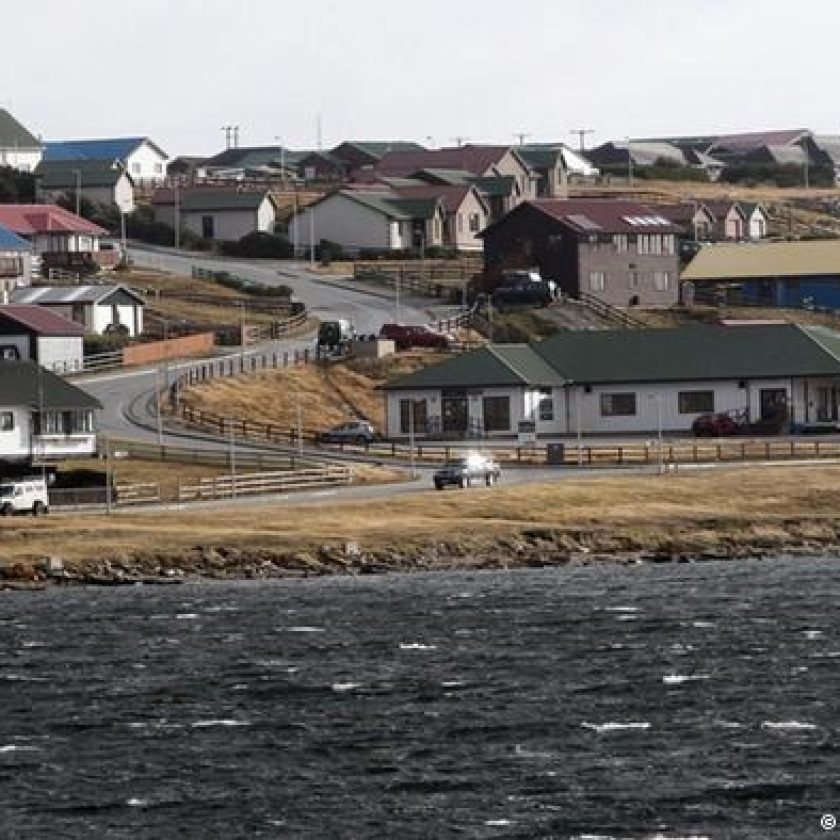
<box><xmin>173</xmin><ymin>183</ymin><xmax>181</xmax><ymax>249</ymax></box>
<box><xmin>221</xmin><ymin>126</ymin><xmax>232</xmax><ymax>149</ymax></box>
<box><xmin>513</xmin><ymin>132</ymin><xmax>530</xmax><ymax>146</ymax></box>
<box><xmin>233</xmin><ymin>125</ymin><xmax>240</xmax><ymax>148</ymax></box>
<box><xmin>569</xmin><ymin>129</ymin><xmax>595</xmax><ymax>153</ymax></box>
<box><xmin>451</xmin><ymin>136</ymin><xmax>469</xmax><ymax>147</ymax></box>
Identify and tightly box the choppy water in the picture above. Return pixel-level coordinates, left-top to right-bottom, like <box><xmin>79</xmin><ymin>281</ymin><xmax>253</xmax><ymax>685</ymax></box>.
<box><xmin>1</xmin><ymin>558</ymin><xmax>839</xmax><ymax>838</ymax></box>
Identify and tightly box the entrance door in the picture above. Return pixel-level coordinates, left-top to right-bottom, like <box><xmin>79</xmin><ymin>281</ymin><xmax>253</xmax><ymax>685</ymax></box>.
<box><xmin>817</xmin><ymin>386</ymin><xmax>838</xmax><ymax>422</ymax></box>
<box><xmin>759</xmin><ymin>388</ymin><xmax>788</xmax><ymax>428</ymax></box>
<box><xmin>442</xmin><ymin>389</ymin><xmax>468</xmax><ymax>436</ymax></box>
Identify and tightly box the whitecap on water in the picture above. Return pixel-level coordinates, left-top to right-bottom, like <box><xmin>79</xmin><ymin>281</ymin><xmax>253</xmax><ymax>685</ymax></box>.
<box><xmin>0</xmin><ymin>744</ymin><xmax>40</xmax><ymax>753</ymax></box>
<box><xmin>191</xmin><ymin>719</ymin><xmax>250</xmax><ymax>728</ymax></box>
<box><xmin>175</xmin><ymin>613</ymin><xmax>199</xmax><ymax>620</ymax></box>
<box><xmin>399</xmin><ymin>643</ymin><xmax>437</xmax><ymax>651</ymax></box>
<box><xmin>284</xmin><ymin>627</ymin><xmax>325</xmax><ymax>633</ymax></box>
<box><xmin>331</xmin><ymin>682</ymin><xmax>361</xmax><ymax>692</ymax></box>
<box><xmin>662</xmin><ymin>674</ymin><xmax>710</xmax><ymax>685</ymax></box>
<box><xmin>127</xmin><ymin>798</ymin><xmax>149</xmax><ymax>807</ymax></box>
<box><xmin>804</xmin><ymin>629</ymin><xmax>824</xmax><ymax>640</ymax></box>
<box><xmin>484</xmin><ymin>819</ymin><xmax>512</xmax><ymax>826</ymax></box>
<box><xmin>441</xmin><ymin>680</ymin><xmax>465</xmax><ymax>688</ymax></box>
<box><xmin>761</xmin><ymin>720</ymin><xmax>818</xmax><ymax>731</ymax></box>
<box><xmin>581</xmin><ymin>721</ymin><xmax>651</xmax><ymax>733</ymax></box>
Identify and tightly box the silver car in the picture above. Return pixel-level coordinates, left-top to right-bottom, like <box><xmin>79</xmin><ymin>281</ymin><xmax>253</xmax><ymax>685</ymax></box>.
<box><xmin>316</xmin><ymin>420</ymin><xmax>378</xmax><ymax>445</ymax></box>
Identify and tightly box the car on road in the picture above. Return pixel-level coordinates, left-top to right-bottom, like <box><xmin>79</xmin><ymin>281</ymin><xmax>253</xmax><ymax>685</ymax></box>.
<box><xmin>0</xmin><ymin>477</ymin><xmax>49</xmax><ymax>516</ymax></box>
<box><xmin>490</xmin><ymin>276</ymin><xmax>555</xmax><ymax>309</ymax></box>
<box><xmin>379</xmin><ymin>323</ymin><xmax>452</xmax><ymax>350</ymax></box>
<box><xmin>433</xmin><ymin>453</ymin><xmax>501</xmax><ymax>490</ymax></box>
<box><xmin>315</xmin><ymin>420</ymin><xmax>379</xmax><ymax>445</ymax></box>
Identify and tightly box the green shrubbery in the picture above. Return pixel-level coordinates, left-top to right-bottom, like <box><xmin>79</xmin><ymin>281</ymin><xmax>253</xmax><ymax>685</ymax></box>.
<box><xmin>220</xmin><ymin>231</ymin><xmax>294</xmax><ymax>258</ymax></box>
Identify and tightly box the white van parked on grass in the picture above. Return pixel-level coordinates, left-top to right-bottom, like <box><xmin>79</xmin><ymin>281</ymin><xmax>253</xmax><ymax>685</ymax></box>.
<box><xmin>0</xmin><ymin>477</ymin><xmax>49</xmax><ymax>516</ymax></box>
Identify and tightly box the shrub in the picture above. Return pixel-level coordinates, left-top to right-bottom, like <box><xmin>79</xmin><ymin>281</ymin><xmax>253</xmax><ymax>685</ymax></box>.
<box><xmin>220</xmin><ymin>231</ymin><xmax>294</xmax><ymax>258</ymax></box>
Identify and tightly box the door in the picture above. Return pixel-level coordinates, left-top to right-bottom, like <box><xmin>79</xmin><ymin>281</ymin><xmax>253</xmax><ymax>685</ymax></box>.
<box><xmin>759</xmin><ymin>388</ymin><xmax>788</xmax><ymax>422</ymax></box>
<box><xmin>442</xmin><ymin>389</ymin><xmax>468</xmax><ymax>436</ymax></box>
<box><xmin>816</xmin><ymin>386</ymin><xmax>838</xmax><ymax>422</ymax></box>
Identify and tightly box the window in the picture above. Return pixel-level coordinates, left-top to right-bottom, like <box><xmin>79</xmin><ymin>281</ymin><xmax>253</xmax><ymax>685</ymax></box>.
<box><xmin>679</xmin><ymin>390</ymin><xmax>714</xmax><ymax>414</ymax></box>
<box><xmin>154</xmin><ymin>163</ymin><xmax>163</xmax><ymax>173</ymax></box>
<box><xmin>0</xmin><ymin>411</ymin><xmax>13</xmax><ymax>431</ymax></box>
<box><xmin>538</xmin><ymin>388</ymin><xmax>554</xmax><ymax>422</ymax></box>
<box><xmin>653</xmin><ymin>271</ymin><xmax>671</xmax><ymax>291</ymax></box>
<box><xmin>457</xmin><ymin>213</ymin><xmax>464</xmax><ymax>233</ymax></box>
<box><xmin>637</xmin><ymin>234</ymin><xmax>649</xmax><ymax>254</ymax></box>
<box><xmin>483</xmin><ymin>396</ymin><xmax>511</xmax><ymax>432</ymax></box>
<box><xmin>628</xmin><ymin>271</ymin><xmax>641</xmax><ymax>289</ymax></box>
<box><xmin>468</xmin><ymin>213</ymin><xmax>481</xmax><ymax>232</ymax></box>
<box><xmin>202</xmin><ymin>215</ymin><xmax>215</xmax><ymax>239</ymax></box>
<box><xmin>600</xmin><ymin>392</ymin><xmax>637</xmax><ymax>416</ymax></box>
<box><xmin>131</xmin><ymin>163</ymin><xmax>141</xmax><ymax>174</ymax></box>
<box><xmin>589</xmin><ymin>271</ymin><xmax>605</xmax><ymax>291</ymax></box>
<box><xmin>614</xmin><ymin>234</ymin><xmax>628</xmax><ymax>253</ymax></box>
<box><xmin>399</xmin><ymin>399</ymin><xmax>427</xmax><ymax>434</ymax></box>
<box><xmin>663</xmin><ymin>234</ymin><xmax>675</xmax><ymax>255</ymax></box>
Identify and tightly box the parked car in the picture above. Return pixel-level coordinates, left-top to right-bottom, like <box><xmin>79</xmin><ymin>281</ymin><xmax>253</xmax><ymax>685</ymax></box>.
<box><xmin>0</xmin><ymin>477</ymin><xmax>49</xmax><ymax>516</ymax></box>
<box><xmin>315</xmin><ymin>420</ymin><xmax>378</xmax><ymax>445</ymax></box>
<box><xmin>490</xmin><ymin>276</ymin><xmax>554</xmax><ymax>309</ymax></box>
<box><xmin>691</xmin><ymin>406</ymin><xmax>789</xmax><ymax>437</ymax></box>
<box><xmin>379</xmin><ymin>323</ymin><xmax>452</xmax><ymax>350</ymax></box>
<box><xmin>317</xmin><ymin>319</ymin><xmax>354</xmax><ymax>351</ymax></box>
<box><xmin>433</xmin><ymin>453</ymin><xmax>501</xmax><ymax>490</ymax></box>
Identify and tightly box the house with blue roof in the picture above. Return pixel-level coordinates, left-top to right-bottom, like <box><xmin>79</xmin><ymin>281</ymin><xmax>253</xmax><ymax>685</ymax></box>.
<box><xmin>0</xmin><ymin>224</ymin><xmax>32</xmax><ymax>296</ymax></box>
<box><xmin>43</xmin><ymin>137</ymin><xmax>168</xmax><ymax>187</ymax></box>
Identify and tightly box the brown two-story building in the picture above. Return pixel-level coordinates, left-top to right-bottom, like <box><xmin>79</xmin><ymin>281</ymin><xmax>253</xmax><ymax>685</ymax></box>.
<box><xmin>480</xmin><ymin>199</ymin><xmax>681</xmax><ymax>308</ymax></box>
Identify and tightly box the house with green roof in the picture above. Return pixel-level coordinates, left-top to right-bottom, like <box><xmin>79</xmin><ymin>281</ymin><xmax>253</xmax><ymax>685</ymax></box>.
<box><xmin>0</xmin><ymin>109</ymin><xmax>42</xmax><ymax>173</ymax></box>
<box><xmin>150</xmin><ymin>188</ymin><xmax>277</xmax><ymax>242</ymax></box>
<box><xmin>383</xmin><ymin>324</ymin><xmax>840</xmax><ymax>438</ymax></box>
<box><xmin>35</xmin><ymin>159</ymin><xmax>135</xmax><ymax>213</ymax></box>
<box><xmin>287</xmin><ymin>188</ymin><xmax>446</xmax><ymax>255</ymax></box>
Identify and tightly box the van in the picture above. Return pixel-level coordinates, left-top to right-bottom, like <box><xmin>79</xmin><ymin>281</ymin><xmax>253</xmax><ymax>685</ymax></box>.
<box><xmin>0</xmin><ymin>477</ymin><xmax>49</xmax><ymax>516</ymax></box>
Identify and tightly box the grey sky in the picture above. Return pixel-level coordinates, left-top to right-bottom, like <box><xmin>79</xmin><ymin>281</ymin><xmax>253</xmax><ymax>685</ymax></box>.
<box><xmin>6</xmin><ymin>0</ymin><xmax>839</xmax><ymax>156</ymax></box>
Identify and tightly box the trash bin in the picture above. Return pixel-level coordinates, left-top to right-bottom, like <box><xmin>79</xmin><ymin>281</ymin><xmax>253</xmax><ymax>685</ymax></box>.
<box><xmin>546</xmin><ymin>443</ymin><xmax>565</xmax><ymax>465</ymax></box>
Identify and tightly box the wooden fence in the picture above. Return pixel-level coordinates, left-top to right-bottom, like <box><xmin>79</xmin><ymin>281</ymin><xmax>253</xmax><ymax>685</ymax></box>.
<box><xmin>178</xmin><ymin>466</ymin><xmax>352</xmax><ymax>501</ymax></box>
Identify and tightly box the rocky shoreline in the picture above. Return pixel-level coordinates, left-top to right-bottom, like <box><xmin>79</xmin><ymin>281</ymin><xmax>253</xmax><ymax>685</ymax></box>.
<box><xmin>3</xmin><ymin>519</ymin><xmax>840</xmax><ymax>590</ymax></box>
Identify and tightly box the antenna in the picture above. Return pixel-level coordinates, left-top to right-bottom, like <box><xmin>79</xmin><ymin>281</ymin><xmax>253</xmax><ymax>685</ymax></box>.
<box><xmin>513</xmin><ymin>132</ymin><xmax>530</xmax><ymax>146</ymax></box>
<box><xmin>569</xmin><ymin>129</ymin><xmax>595</xmax><ymax>153</ymax></box>
<box><xmin>221</xmin><ymin>126</ymin><xmax>233</xmax><ymax>149</ymax></box>
<box><xmin>451</xmin><ymin>136</ymin><xmax>470</xmax><ymax>147</ymax></box>
<box><xmin>233</xmin><ymin>125</ymin><xmax>240</xmax><ymax>148</ymax></box>
<box><xmin>316</xmin><ymin>114</ymin><xmax>323</xmax><ymax>151</ymax></box>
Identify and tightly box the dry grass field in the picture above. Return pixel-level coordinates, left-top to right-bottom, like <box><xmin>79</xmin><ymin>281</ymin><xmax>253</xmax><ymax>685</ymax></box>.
<box><xmin>3</xmin><ymin>465</ymin><xmax>840</xmax><ymax>567</ymax></box>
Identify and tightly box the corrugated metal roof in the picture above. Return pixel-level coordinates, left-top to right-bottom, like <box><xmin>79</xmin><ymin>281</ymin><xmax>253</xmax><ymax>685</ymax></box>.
<box><xmin>0</xmin><ymin>109</ymin><xmax>40</xmax><ymax>150</ymax></box>
<box><xmin>682</xmin><ymin>240</ymin><xmax>840</xmax><ymax>282</ymax></box>
<box><xmin>386</xmin><ymin>344</ymin><xmax>566</xmax><ymax>390</ymax></box>
<box><xmin>377</xmin><ymin>145</ymin><xmax>523</xmax><ymax>178</ymax></box>
<box><xmin>43</xmin><ymin>137</ymin><xmax>167</xmax><ymax>162</ymax></box>
<box><xmin>0</xmin><ymin>305</ymin><xmax>83</xmax><ymax>336</ymax></box>
<box><xmin>0</xmin><ymin>360</ymin><xmax>101</xmax><ymax>409</ymax></box>
<box><xmin>0</xmin><ymin>224</ymin><xmax>31</xmax><ymax>251</ymax></box>
<box><xmin>10</xmin><ymin>284</ymin><xmax>144</xmax><ymax>306</ymax></box>
<box><xmin>0</xmin><ymin>205</ymin><xmax>106</xmax><ymax>236</ymax></box>
<box><xmin>535</xmin><ymin>324</ymin><xmax>840</xmax><ymax>384</ymax></box>
<box><xmin>35</xmin><ymin>158</ymin><xmax>127</xmax><ymax>189</ymax></box>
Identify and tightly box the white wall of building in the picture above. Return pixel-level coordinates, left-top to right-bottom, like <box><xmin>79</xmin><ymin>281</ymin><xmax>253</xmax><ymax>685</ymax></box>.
<box><xmin>0</xmin><ymin>148</ymin><xmax>42</xmax><ymax>172</ymax></box>
<box><xmin>289</xmin><ymin>194</ymin><xmax>396</xmax><ymax>252</ymax></box>
<box><xmin>37</xmin><ymin>336</ymin><xmax>84</xmax><ymax>373</ymax></box>
<box><xmin>126</xmin><ymin>141</ymin><xmax>168</xmax><ymax>186</ymax></box>
<box><xmin>451</xmin><ymin>191</ymin><xmax>488</xmax><ymax>251</ymax></box>
<box><xmin>181</xmin><ymin>203</ymin><xmax>274</xmax><ymax>242</ymax></box>
<box><xmin>0</xmin><ymin>406</ymin><xmax>30</xmax><ymax>458</ymax></box>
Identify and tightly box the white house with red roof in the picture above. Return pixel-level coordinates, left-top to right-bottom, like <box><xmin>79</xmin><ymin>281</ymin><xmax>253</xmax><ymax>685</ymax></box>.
<box><xmin>0</xmin><ymin>305</ymin><xmax>84</xmax><ymax>373</ymax></box>
<box><xmin>0</xmin><ymin>205</ymin><xmax>109</xmax><ymax>274</ymax></box>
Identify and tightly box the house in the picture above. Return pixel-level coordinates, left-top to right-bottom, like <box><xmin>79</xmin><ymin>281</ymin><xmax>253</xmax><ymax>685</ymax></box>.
<box><xmin>480</xmin><ymin>199</ymin><xmax>681</xmax><ymax>308</ymax></box>
<box><xmin>35</xmin><ymin>158</ymin><xmax>135</xmax><ymax>213</ymax></box>
<box><xmin>199</xmin><ymin>145</ymin><xmax>297</xmax><ymax>182</ymax></box>
<box><xmin>702</xmin><ymin>200</ymin><xmax>747</xmax><ymax>240</ymax></box>
<box><xmin>0</xmin><ymin>204</ymin><xmax>110</xmax><ymax>272</ymax></box>
<box><xmin>384</xmin><ymin>324</ymin><xmax>840</xmax><ymax>437</ymax></box>
<box><xmin>287</xmin><ymin>189</ymin><xmax>446</xmax><ymax>254</ymax></box>
<box><xmin>296</xmin><ymin>150</ymin><xmax>345</xmax><ymax>183</ymax></box>
<box><xmin>681</xmin><ymin>240</ymin><xmax>840</xmax><ymax>309</ymax></box>
<box><xmin>707</xmin><ymin>129</ymin><xmax>811</xmax><ymax>159</ymax></box>
<box><xmin>330</xmin><ymin>141</ymin><xmax>426</xmax><ymax>177</ymax></box>
<box><xmin>651</xmin><ymin>202</ymin><xmax>716</xmax><ymax>241</ymax></box>
<box><xmin>740</xmin><ymin>203</ymin><xmax>769</xmax><ymax>240</ymax></box>
<box><xmin>11</xmin><ymin>284</ymin><xmax>145</xmax><ymax>337</ymax></box>
<box><xmin>0</xmin><ymin>305</ymin><xmax>84</xmax><ymax>373</ymax></box>
<box><xmin>0</xmin><ymin>109</ymin><xmax>43</xmax><ymax>174</ymax></box>
<box><xmin>517</xmin><ymin>143</ymin><xmax>600</xmax><ymax>197</ymax></box>
<box><xmin>586</xmin><ymin>140</ymin><xmax>723</xmax><ymax>180</ymax></box>
<box><xmin>0</xmin><ymin>225</ymin><xmax>32</xmax><ymax>293</ymax></box>
<box><xmin>0</xmin><ymin>359</ymin><xmax>100</xmax><ymax>465</ymax></box>
<box><xmin>374</xmin><ymin>145</ymin><xmax>537</xmax><ymax>218</ymax></box>
<box><xmin>799</xmin><ymin>135</ymin><xmax>840</xmax><ymax>184</ymax></box>
<box><xmin>151</xmin><ymin>188</ymin><xmax>277</xmax><ymax>242</ymax></box>
<box><xmin>43</xmin><ymin>137</ymin><xmax>168</xmax><ymax>187</ymax></box>
<box><xmin>0</xmin><ymin>109</ymin><xmax>42</xmax><ymax>172</ymax></box>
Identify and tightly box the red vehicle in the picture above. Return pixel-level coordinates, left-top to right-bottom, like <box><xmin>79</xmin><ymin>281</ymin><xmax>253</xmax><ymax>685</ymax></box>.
<box><xmin>379</xmin><ymin>323</ymin><xmax>452</xmax><ymax>350</ymax></box>
<box><xmin>692</xmin><ymin>406</ymin><xmax>789</xmax><ymax>437</ymax></box>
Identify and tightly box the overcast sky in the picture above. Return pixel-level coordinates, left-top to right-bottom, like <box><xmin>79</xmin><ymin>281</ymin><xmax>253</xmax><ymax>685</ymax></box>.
<box><xmin>5</xmin><ymin>0</ymin><xmax>838</xmax><ymax>156</ymax></box>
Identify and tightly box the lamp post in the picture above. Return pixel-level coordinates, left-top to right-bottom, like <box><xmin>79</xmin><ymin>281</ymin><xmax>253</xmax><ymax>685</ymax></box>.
<box><xmin>309</xmin><ymin>206</ymin><xmax>316</xmax><ymax>267</ymax></box>
<box><xmin>72</xmin><ymin>169</ymin><xmax>81</xmax><ymax>216</ymax></box>
<box><xmin>408</xmin><ymin>399</ymin><xmax>416</xmax><ymax>479</ymax></box>
<box><xmin>174</xmin><ymin>183</ymin><xmax>181</xmax><ymax>250</ymax></box>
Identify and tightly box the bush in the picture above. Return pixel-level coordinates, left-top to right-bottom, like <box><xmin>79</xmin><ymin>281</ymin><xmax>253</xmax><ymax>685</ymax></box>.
<box><xmin>219</xmin><ymin>231</ymin><xmax>294</xmax><ymax>258</ymax></box>
<box><xmin>720</xmin><ymin>163</ymin><xmax>834</xmax><ymax>188</ymax></box>
<box><xmin>315</xmin><ymin>238</ymin><xmax>345</xmax><ymax>263</ymax></box>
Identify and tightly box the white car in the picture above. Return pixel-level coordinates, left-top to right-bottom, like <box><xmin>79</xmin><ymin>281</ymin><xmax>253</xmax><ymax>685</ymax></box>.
<box><xmin>0</xmin><ymin>477</ymin><xmax>49</xmax><ymax>516</ymax></box>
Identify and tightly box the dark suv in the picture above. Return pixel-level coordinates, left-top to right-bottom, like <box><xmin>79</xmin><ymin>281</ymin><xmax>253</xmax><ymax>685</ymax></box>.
<box><xmin>433</xmin><ymin>454</ymin><xmax>501</xmax><ymax>490</ymax></box>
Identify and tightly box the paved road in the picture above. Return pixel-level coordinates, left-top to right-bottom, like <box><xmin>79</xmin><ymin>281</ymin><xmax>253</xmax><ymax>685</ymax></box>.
<box><xmin>128</xmin><ymin>244</ymin><xmax>459</xmax><ymax>335</ymax></box>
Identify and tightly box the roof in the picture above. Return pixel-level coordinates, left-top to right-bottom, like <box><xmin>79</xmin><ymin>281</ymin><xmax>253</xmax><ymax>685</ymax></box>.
<box><xmin>650</xmin><ymin>202</ymin><xmax>713</xmax><ymax>225</ymax></box>
<box><xmin>0</xmin><ymin>305</ymin><xmax>83</xmax><ymax>336</ymax></box>
<box><xmin>35</xmin><ymin>158</ymin><xmax>129</xmax><ymax>189</ymax></box>
<box><xmin>0</xmin><ymin>224</ymin><xmax>31</xmax><ymax>251</ymax></box>
<box><xmin>481</xmin><ymin>199</ymin><xmax>681</xmax><ymax>236</ymax></box>
<box><xmin>0</xmin><ymin>205</ymin><xmax>106</xmax><ymax>236</ymax></box>
<box><xmin>376</xmin><ymin>145</ymin><xmax>526</xmax><ymax>178</ymax></box>
<box><xmin>43</xmin><ymin>137</ymin><xmax>167</xmax><ymax>163</ymax></box>
<box><xmin>394</xmin><ymin>184</ymin><xmax>484</xmax><ymax>213</ymax></box>
<box><xmin>316</xmin><ymin>190</ymin><xmax>442</xmax><ymax>222</ymax></box>
<box><xmin>588</xmin><ymin>141</ymin><xmax>686</xmax><ymax>167</ymax></box>
<box><xmin>150</xmin><ymin>188</ymin><xmax>275</xmax><ymax>212</ymax></box>
<box><xmin>535</xmin><ymin>324</ymin><xmax>840</xmax><ymax>384</ymax></box>
<box><xmin>410</xmin><ymin>168</ymin><xmax>475</xmax><ymax>185</ymax></box>
<box><xmin>681</xmin><ymin>240</ymin><xmax>840</xmax><ymax>282</ymax></box>
<box><xmin>386</xmin><ymin>344</ymin><xmax>566</xmax><ymax>390</ymax></box>
<box><xmin>11</xmin><ymin>284</ymin><xmax>145</xmax><ymax>306</ymax></box>
<box><xmin>807</xmin><ymin>135</ymin><xmax>840</xmax><ymax>164</ymax></box>
<box><xmin>202</xmin><ymin>146</ymin><xmax>286</xmax><ymax>169</ymax></box>
<box><xmin>744</xmin><ymin>144</ymin><xmax>809</xmax><ymax>166</ymax></box>
<box><xmin>518</xmin><ymin>143</ymin><xmax>599</xmax><ymax>176</ymax></box>
<box><xmin>332</xmin><ymin>141</ymin><xmax>426</xmax><ymax>160</ymax></box>
<box><xmin>702</xmin><ymin>200</ymin><xmax>746</xmax><ymax>220</ymax></box>
<box><xmin>709</xmin><ymin>129</ymin><xmax>810</xmax><ymax>154</ymax></box>
<box><xmin>0</xmin><ymin>109</ymin><xmax>40</xmax><ymax>150</ymax></box>
<box><xmin>0</xmin><ymin>360</ymin><xmax>101</xmax><ymax>410</ymax></box>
